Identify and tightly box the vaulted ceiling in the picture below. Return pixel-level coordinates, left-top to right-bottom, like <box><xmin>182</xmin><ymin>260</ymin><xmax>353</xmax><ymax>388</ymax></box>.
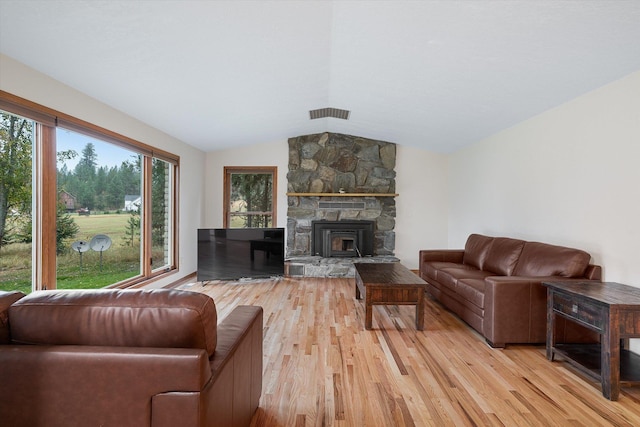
<box><xmin>1</xmin><ymin>1</ymin><xmax>639</xmax><ymax>153</ymax></box>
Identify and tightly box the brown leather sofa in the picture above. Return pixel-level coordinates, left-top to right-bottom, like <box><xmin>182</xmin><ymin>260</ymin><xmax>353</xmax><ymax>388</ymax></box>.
<box><xmin>419</xmin><ymin>234</ymin><xmax>601</xmax><ymax>347</ymax></box>
<box><xmin>0</xmin><ymin>288</ymin><xmax>263</xmax><ymax>427</ymax></box>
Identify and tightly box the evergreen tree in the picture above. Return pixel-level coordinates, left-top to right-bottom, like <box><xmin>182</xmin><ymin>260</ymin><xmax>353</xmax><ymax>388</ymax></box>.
<box><xmin>106</xmin><ymin>167</ymin><xmax>124</xmax><ymax>209</ymax></box>
<box><xmin>123</xmin><ymin>208</ymin><xmax>140</xmax><ymax>247</ymax></box>
<box><xmin>74</xmin><ymin>143</ymin><xmax>98</xmax><ymax>209</ymax></box>
<box><xmin>55</xmin><ymin>202</ymin><xmax>79</xmax><ymax>254</ymax></box>
<box><xmin>231</xmin><ymin>173</ymin><xmax>272</xmax><ymax>227</ymax></box>
<box><xmin>94</xmin><ymin>166</ymin><xmax>108</xmax><ymax>210</ymax></box>
<box><xmin>119</xmin><ymin>158</ymin><xmax>141</xmax><ymax>196</ymax></box>
<box><xmin>152</xmin><ymin>159</ymin><xmax>168</xmax><ymax>245</ymax></box>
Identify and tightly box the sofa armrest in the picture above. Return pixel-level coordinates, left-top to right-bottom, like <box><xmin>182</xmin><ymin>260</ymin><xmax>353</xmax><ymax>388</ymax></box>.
<box><xmin>204</xmin><ymin>305</ymin><xmax>263</xmax><ymax>427</ymax></box>
<box><xmin>584</xmin><ymin>264</ymin><xmax>602</xmax><ymax>280</ymax></box>
<box><xmin>483</xmin><ymin>276</ymin><xmax>555</xmax><ymax>347</ymax></box>
<box><xmin>0</xmin><ymin>346</ymin><xmax>211</xmax><ymax>426</ymax></box>
<box><xmin>419</xmin><ymin>249</ymin><xmax>464</xmax><ymax>264</ymax></box>
<box><xmin>0</xmin><ymin>291</ymin><xmax>25</xmax><ymax>344</ymax></box>
<box><xmin>483</xmin><ymin>276</ymin><xmax>600</xmax><ymax>347</ymax></box>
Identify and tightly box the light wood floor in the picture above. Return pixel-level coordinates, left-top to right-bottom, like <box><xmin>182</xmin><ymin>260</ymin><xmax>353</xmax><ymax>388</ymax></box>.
<box><xmin>180</xmin><ymin>277</ymin><xmax>640</xmax><ymax>426</ymax></box>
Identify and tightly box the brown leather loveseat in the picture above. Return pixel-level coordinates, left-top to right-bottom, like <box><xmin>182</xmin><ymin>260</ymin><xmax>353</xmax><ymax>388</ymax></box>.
<box><xmin>419</xmin><ymin>234</ymin><xmax>601</xmax><ymax>347</ymax></box>
<box><xmin>0</xmin><ymin>288</ymin><xmax>263</xmax><ymax>427</ymax></box>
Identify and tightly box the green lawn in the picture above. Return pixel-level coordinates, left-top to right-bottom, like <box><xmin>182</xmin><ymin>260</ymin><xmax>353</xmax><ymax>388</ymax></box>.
<box><xmin>72</xmin><ymin>213</ymin><xmax>130</xmax><ymax>242</ymax></box>
<box><xmin>0</xmin><ymin>212</ymin><xmax>142</xmax><ymax>294</ymax></box>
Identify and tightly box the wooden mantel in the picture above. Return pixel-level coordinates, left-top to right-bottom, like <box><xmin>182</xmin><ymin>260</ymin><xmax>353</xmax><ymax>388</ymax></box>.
<box><xmin>286</xmin><ymin>192</ymin><xmax>398</xmax><ymax>197</ymax></box>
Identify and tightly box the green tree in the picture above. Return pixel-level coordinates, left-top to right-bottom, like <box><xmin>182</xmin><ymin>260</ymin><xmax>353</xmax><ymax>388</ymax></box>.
<box><xmin>231</xmin><ymin>173</ymin><xmax>272</xmax><ymax>227</ymax></box>
<box><xmin>57</xmin><ymin>149</ymin><xmax>77</xmax><ymax>165</ymax></box>
<box><xmin>151</xmin><ymin>159</ymin><xmax>168</xmax><ymax>245</ymax></box>
<box><xmin>74</xmin><ymin>143</ymin><xmax>97</xmax><ymax>209</ymax></box>
<box><xmin>75</xmin><ymin>143</ymin><xmax>97</xmax><ymax>177</ymax></box>
<box><xmin>13</xmin><ymin>202</ymin><xmax>79</xmax><ymax>254</ymax></box>
<box><xmin>57</xmin><ymin>163</ymin><xmax>71</xmax><ymax>189</ymax></box>
<box><xmin>119</xmin><ymin>158</ymin><xmax>141</xmax><ymax>196</ymax></box>
<box><xmin>94</xmin><ymin>166</ymin><xmax>108</xmax><ymax>210</ymax></box>
<box><xmin>0</xmin><ymin>113</ymin><xmax>32</xmax><ymax>248</ymax></box>
<box><xmin>123</xmin><ymin>208</ymin><xmax>140</xmax><ymax>247</ymax></box>
<box><xmin>55</xmin><ymin>202</ymin><xmax>79</xmax><ymax>254</ymax></box>
<box><xmin>106</xmin><ymin>167</ymin><xmax>124</xmax><ymax>209</ymax></box>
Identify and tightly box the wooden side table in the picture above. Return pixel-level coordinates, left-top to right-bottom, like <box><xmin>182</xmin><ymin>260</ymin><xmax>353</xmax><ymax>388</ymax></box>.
<box><xmin>354</xmin><ymin>262</ymin><xmax>427</xmax><ymax>330</ymax></box>
<box><xmin>544</xmin><ymin>281</ymin><xmax>640</xmax><ymax>400</ymax></box>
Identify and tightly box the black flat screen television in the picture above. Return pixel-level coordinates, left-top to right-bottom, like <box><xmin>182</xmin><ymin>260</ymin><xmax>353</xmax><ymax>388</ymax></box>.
<box><xmin>197</xmin><ymin>228</ymin><xmax>285</xmax><ymax>281</ymax></box>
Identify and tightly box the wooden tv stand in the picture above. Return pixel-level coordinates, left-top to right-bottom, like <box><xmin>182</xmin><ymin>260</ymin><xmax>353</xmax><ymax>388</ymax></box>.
<box><xmin>544</xmin><ymin>281</ymin><xmax>640</xmax><ymax>400</ymax></box>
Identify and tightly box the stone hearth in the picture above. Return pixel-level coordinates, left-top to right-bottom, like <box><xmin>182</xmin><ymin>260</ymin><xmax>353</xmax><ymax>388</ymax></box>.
<box><xmin>285</xmin><ymin>256</ymin><xmax>399</xmax><ymax>278</ymax></box>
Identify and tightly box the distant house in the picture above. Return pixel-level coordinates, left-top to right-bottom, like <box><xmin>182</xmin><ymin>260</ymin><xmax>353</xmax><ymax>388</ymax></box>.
<box><xmin>124</xmin><ymin>195</ymin><xmax>141</xmax><ymax>212</ymax></box>
<box><xmin>59</xmin><ymin>190</ymin><xmax>77</xmax><ymax>212</ymax></box>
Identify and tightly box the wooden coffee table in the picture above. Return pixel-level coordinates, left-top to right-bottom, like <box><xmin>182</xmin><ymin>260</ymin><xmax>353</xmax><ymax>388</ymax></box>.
<box><xmin>354</xmin><ymin>262</ymin><xmax>427</xmax><ymax>330</ymax></box>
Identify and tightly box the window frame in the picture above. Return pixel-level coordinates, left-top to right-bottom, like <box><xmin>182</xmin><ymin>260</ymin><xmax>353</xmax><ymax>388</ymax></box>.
<box><xmin>223</xmin><ymin>166</ymin><xmax>277</xmax><ymax>228</ymax></box>
<box><xmin>0</xmin><ymin>90</ymin><xmax>179</xmax><ymax>290</ymax></box>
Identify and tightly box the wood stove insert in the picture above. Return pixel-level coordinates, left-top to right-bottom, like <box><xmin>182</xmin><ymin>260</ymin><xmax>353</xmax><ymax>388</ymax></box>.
<box><xmin>311</xmin><ymin>220</ymin><xmax>375</xmax><ymax>257</ymax></box>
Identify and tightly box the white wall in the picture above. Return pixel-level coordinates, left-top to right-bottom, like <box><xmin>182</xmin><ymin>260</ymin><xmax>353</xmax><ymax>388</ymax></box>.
<box><xmin>204</xmin><ymin>140</ymin><xmax>450</xmax><ymax>269</ymax></box>
<box><xmin>395</xmin><ymin>145</ymin><xmax>449</xmax><ymax>268</ymax></box>
<box><xmin>0</xmin><ymin>54</ymin><xmax>206</xmax><ymax>288</ymax></box>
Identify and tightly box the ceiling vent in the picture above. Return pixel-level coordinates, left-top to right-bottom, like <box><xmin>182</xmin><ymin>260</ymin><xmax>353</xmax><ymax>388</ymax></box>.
<box><xmin>309</xmin><ymin>107</ymin><xmax>350</xmax><ymax>120</ymax></box>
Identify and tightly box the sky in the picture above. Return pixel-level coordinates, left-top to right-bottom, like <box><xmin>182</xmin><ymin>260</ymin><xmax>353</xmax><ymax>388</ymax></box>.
<box><xmin>56</xmin><ymin>128</ymin><xmax>138</xmax><ymax>170</ymax></box>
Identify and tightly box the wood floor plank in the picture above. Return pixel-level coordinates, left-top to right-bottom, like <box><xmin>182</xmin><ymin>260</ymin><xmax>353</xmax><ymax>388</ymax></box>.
<box><xmin>180</xmin><ymin>277</ymin><xmax>640</xmax><ymax>426</ymax></box>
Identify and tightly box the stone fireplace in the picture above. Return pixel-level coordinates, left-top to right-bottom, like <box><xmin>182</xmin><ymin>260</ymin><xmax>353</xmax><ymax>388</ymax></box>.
<box><xmin>286</xmin><ymin>132</ymin><xmax>398</xmax><ymax>277</ymax></box>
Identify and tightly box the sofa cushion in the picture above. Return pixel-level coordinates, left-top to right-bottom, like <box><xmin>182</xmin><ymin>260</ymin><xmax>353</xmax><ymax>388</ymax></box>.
<box><xmin>0</xmin><ymin>291</ymin><xmax>26</xmax><ymax>345</ymax></box>
<box><xmin>462</xmin><ymin>234</ymin><xmax>494</xmax><ymax>270</ymax></box>
<box><xmin>437</xmin><ymin>267</ymin><xmax>492</xmax><ymax>291</ymax></box>
<box><xmin>513</xmin><ymin>241</ymin><xmax>591</xmax><ymax>278</ymax></box>
<box><xmin>456</xmin><ymin>279</ymin><xmax>486</xmax><ymax>310</ymax></box>
<box><xmin>483</xmin><ymin>237</ymin><xmax>525</xmax><ymax>276</ymax></box>
<box><xmin>422</xmin><ymin>262</ymin><xmax>474</xmax><ymax>282</ymax></box>
<box><xmin>9</xmin><ymin>289</ymin><xmax>218</xmax><ymax>356</ymax></box>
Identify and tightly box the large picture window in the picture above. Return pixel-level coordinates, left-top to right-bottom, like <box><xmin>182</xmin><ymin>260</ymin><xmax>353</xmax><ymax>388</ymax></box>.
<box><xmin>0</xmin><ymin>91</ymin><xmax>178</xmax><ymax>293</ymax></box>
<box><xmin>55</xmin><ymin>128</ymin><xmax>143</xmax><ymax>289</ymax></box>
<box><xmin>223</xmin><ymin>166</ymin><xmax>277</xmax><ymax>228</ymax></box>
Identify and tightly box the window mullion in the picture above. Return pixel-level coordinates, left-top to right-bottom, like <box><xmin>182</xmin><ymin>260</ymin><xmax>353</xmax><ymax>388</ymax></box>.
<box><xmin>33</xmin><ymin>123</ymin><xmax>57</xmax><ymax>290</ymax></box>
<box><xmin>142</xmin><ymin>156</ymin><xmax>153</xmax><ymax>276</ymax></box>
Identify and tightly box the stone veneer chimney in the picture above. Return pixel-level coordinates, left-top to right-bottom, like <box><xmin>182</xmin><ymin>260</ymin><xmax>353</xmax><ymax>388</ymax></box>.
<box><xmin>286</xmin><ymin>132</ymin><xmax>397</xmax><ymax>258</ymax></box>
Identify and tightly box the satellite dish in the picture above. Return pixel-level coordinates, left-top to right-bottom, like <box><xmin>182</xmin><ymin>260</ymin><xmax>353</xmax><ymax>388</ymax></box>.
<box><xmin>71</xmin><ymin>240</ymin><xmax>90</xmax><ymax>253</ymax></box>
<box><xmin>71</xmin><ymin>240</ymin><xmax>90</xmax><ymax>269</ymax></box>
<box><xmin>90</xmin><ymin>234</ymin><xmax>112</xmax><ymax>252</ymax></box>
<box><xmin>90</xmin><ymin>234</ymin><xmax>112</xmax><ymax>271</ymax></box>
